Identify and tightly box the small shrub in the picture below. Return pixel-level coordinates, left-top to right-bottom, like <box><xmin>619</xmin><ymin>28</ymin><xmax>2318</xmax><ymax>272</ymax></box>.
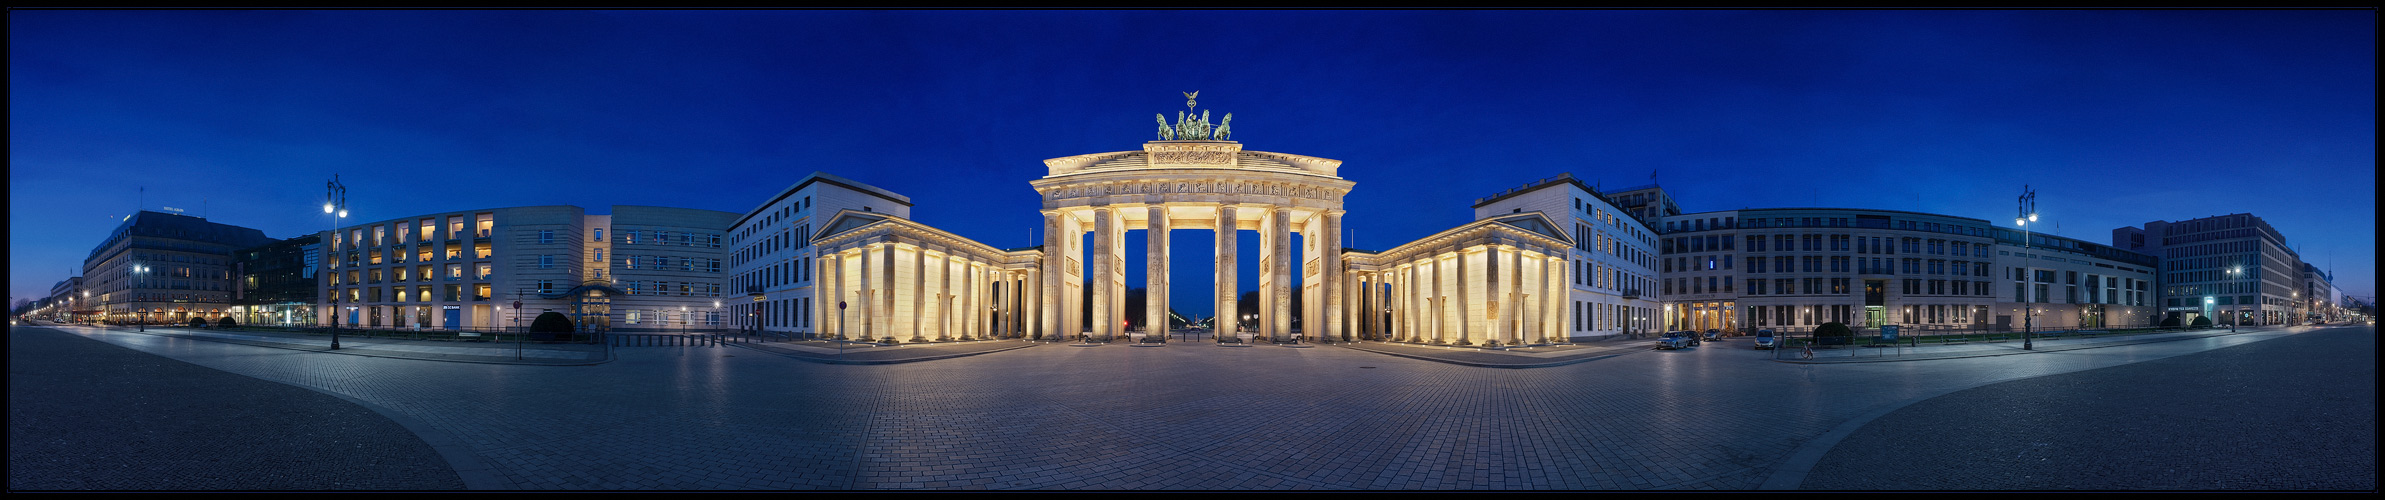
<box><xmin>218</xmin><ymin>317</ymin><xmax>237</xmax><ymax>328</ymax></box>
<box><xmin>188</xmin><ymin>317</ymin><xmax>208</xmax><ymax>328</ymax></box>
<box><xmin>1815</xmin><ymin>322</ymin><xmax>1852</xmax><ymax>345</ymax></box>
<box><xmin>2160</xmin><ymin>316</ymin><xmax>2181</xmax><ymax>327</ymax></box>
<box><xmin>2190</xmin><ymin>316</ymin><xmax>2213</xmax><ymax>328</ymax></box>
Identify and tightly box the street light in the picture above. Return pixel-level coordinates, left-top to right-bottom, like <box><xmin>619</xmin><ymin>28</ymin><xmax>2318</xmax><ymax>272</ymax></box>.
<box><xmin>681</xmin><ymin>304</ymin><xmax>689</xmax><ymax>336</ymax></box>
<box><xmin>2227</xmin><ymin>267</ymin><xmax>2242</xmax><ymax>332</ymax></box>
<box><xmin>2016</xmin><ymin>186</ymin><xmax>2038</xmax><ymax>350</ymax></box>
<box><xmin>133</xmin><ymin>264</ymin><xmax>149</xmax><ymax>332</ymax></box>
<box><xmin>325</xmin><ymin>175</ymin><xmax>349</xmax><ymax>350</ymax></box>
<box><xmin>712</xmin><ymin>300</ymin><xmax>721</xmax><ymax>336</ymax></box>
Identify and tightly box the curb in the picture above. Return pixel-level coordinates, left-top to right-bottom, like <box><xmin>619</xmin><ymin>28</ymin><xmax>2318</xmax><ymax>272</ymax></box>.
<box><xmin>1334</xmin><ymin>343</ymin><xmax>1639</xmax><ymax>369</ymax></box>
<box><xmin>725</xmin><ymin>341</ymin><xmax>1040</xmax><ymax>364</ymax></box>
<box><xmin>1772</xmin><ymin>329</ymin><xmax>2260</xmax><ymax>365</ymax></box>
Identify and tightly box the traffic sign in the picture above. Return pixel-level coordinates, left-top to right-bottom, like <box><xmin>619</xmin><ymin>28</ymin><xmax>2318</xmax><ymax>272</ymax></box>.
<box><xmin>838</xmin><ymin>301</ymin><xmax>847</xmax><ymax>310</ymax></box>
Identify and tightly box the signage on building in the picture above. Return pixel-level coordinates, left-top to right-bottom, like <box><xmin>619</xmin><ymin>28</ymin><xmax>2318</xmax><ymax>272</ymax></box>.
<box><xmin>1880</xmin><ymin>325</ymin><xmax>1899</xmax><ymax>342</ymax></box>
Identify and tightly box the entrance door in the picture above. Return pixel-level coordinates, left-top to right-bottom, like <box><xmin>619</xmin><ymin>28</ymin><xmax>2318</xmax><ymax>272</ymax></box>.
<box><xmin>1865</xmin><ymin>306</ymin><xmax>1885</xmax><ymax>328</ymax></box>
<box><xmin>443</xmin><ymin>308</ymin><xmax>460</xmax><ymax>330</ymax></box>
<box><xmin>347</xmin><ymin>308</ymin><xmax>359</xmax><ymax>326</ymax></box>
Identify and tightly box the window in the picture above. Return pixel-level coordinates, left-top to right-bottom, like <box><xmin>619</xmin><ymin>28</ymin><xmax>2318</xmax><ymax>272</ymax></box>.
<box><xmin>477</xmin><ymin>263</ymin><xmax>492</xmax><ymax>280</ymax></box>
<box><xmin>539</xmin><ymin>230</ymin><xmax>554</xmax><ymax>244</ymax></box>
<box><xmin>537</xmin><ymin>280</ymin><xmax>554</xmax><ymax>294</ymax></box>
<box><xmin>594</xmin><ymin>228</ymin><xmax>604</xmax><ymax>242</ymax></box>
<box><xmin>594</xmin><ymin>248</ymin><xmax>605</xmax><ymax>262</ymax></box>
<box><xmin>539</xmin><ymin>255</ymin><xmax>554</xmax><ymax>269</ymax></box>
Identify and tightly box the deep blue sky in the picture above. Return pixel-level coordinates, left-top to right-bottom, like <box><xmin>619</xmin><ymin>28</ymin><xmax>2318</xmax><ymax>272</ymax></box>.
<box><xmin>11</xmin><ymin>10</ymin><xmax>2376</xmax><ymax>313</ymax></box>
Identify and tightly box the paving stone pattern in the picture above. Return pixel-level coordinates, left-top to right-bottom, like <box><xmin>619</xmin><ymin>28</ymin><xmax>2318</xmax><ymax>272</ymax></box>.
<box><xmin>1802</xmin><ymin>324</ymin><xmax>2376</xmax><ymax>490</ymax></box>
<box><xmin>13</xmin><ymin>323</ymin><xmax>2364</xmax><ymax>490</ymax></box>
<box><xmin>8</xmin><ymin>328</ymin><xmax>466</xmax><ymax>490</ymax></box>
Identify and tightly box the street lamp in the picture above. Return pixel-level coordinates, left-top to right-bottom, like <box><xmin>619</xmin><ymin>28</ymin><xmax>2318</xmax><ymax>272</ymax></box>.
<box><xmin>680</xmin><ymin>304</ymin><xmax>689</xmax><ymax>336</ymax></box>
<box><xmin>2016</xmin><ymin>186</ymin><xmax>2038</xmax><ymax>350</ymax></box>
<box><xmin>712</xmin><ymin>300</ymin><xmax>721</xmax><ymax>336</ymax></box>
<box><xmin>325</xmin><ymin>175</ymin><xmax>349</xmax><ymax>350</ymax></box>
<box><xmin>2227</xmin><ymin>267</ymin><xmax>2242</xmax><ymax>332</ymax></box>
<box><xmin>133</xmin><ymin>264</ymin><xmax>149</xmax><ymax>332</ymax></box>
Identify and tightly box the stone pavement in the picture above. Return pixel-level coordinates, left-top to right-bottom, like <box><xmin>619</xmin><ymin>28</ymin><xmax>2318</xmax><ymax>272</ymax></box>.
<box><xmin>8</xmin><ymin>327</ymin><xmax>466</xmax><ymax>490</ymax></box>
<box><xmin>11</xmin><ymin>321</ymin><xmax>2364</xmax><ymax>490</ymax></box>
<box><xmin>1799</xmin><ymin>324</ymin><xmax>2375</xmax><ymax>490</ymax></box>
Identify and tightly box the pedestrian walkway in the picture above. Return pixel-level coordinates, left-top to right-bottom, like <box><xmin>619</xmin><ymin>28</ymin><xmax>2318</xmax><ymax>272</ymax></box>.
<box><xmin>63</xmin><ymin>324</ymin><xmax>610</xmax><ymax>365</ymax></box>
<box><xmin>1783</xmin><ymin>327</ymin><xmax>2270</xmax><ymax>364</ymax></box>
<box><xmin>8</xmin><ymin>326</ymin><xmax>467</xmax><ymax>490</ymax></box>
<box><xmin>729</xmin><ymin>338</ymin><xmax>1040</xmax><ymax>364</ymax></box>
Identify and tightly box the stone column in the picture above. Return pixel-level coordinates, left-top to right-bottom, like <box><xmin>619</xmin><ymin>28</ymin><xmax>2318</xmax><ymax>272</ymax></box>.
<box><xmin>882</xmin><ymin>242</ymin><xmax>899</xmax><ymax>342</ymax></box>
<box><xmin>1546</xmin><ymin>255</ymin><xmax>1563</xmax><ymax>343</ymax></box>
<box><xmin>906</xmin><ymin>245</ymin><xmax>922</xmax><ymax>342</ymax></box>
<box><xmin>1510</xmin><ymin>246</ymin><xmax>1525</xmax><ymax>345</ymax></box>
<box><xmin>1321</xmin><ymin>211</ymin><xmax>1343</xmax><ymax>342</ymax></box>
<box><xmin>1430</xmin><ymin>255</ymin><xmax>1445</xmax><ymax>344</ymax></box>
<box><xmin>1456</xmin><ymin>250</ymin><xmax>1473</xmax><ymax>345</ymax></box>
<box><xmin>828</xmin><ymin>252</ymin><xmax>844</xmax><ymax>339</ymax></box>
<box><xmin>1269</xmin><ymin>207</ymin><xmax>1292</xmax><ymax>341</ymax></box>
<box><xmin>1147</xmin><ymin>205</ymin><xmax>1169</xmax><ymax>340</ymax></box>
<box><xmin>1215</xmin><ymin>205</ymin><xmax>1238</xmax><ymax>341</ymax></box>
<box><xmin>1484</xmin><ymin>246</ymin><xmax>1502</xmax><ymax>346</ymax></box>
<box><xmin>935</xmin><ymin>252</ymin><xmax>951</xmax><ymax>341</ymax></box>
<box><xmin>1029</xmin><ymin>266</ymin><xmax>1044</xmax><ymax>341</ymax></box>
<box><xmin>1092</xmin><ymin>207</ymin><xmax>1115</xmax><ymax>341</ymax></box>
<box><xmin>1041</xmin><ymin>212</ymin><xmax>1063</xmax><ymax>342</ymax></box>
<box><xmin>965</xmin><ymin>260</ymin><xmax>980</xmax><ymax>340</ymax></box>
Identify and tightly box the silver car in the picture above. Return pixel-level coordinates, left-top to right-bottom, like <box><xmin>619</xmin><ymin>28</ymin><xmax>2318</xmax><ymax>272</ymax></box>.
<box><xmin>1753</xmin><ymin>329</ymin><xmax>1777</xmax><ymax>350</ymax></box>
<box><xmin>1655</xmin><ymin>331</ymin><xmax>1694</xmax><ymax>350</ymax></box>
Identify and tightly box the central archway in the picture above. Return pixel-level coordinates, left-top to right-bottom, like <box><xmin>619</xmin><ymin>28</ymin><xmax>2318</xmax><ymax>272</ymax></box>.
<box><xmin>1032</xmin><ymin>140</ymin><xmax>1351</xmax><ymax>342</ymax></box>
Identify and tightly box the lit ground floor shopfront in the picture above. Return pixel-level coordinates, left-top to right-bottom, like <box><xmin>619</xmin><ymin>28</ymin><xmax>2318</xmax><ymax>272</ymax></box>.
<box><xmin>230</xmin><ymin>303</ymin><xmax>316</xmax><ymax>327</ymax></box>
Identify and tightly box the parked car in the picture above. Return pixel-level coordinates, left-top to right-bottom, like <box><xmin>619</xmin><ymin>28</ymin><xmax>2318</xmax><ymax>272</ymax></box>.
<box><xmin>1753</xmin><ymin>329</ymin><xmax>1777</xmax><ymax>350</ymax></box>
<box><xmin>1655</xmin><ymin>331</ymin><xmax>1694</xmax><ymax>350</ymax></box>
<box><xmin>1703</xmin><ymin>329</ymin><xmax>1722</xmax><ymax>341</ymax></box>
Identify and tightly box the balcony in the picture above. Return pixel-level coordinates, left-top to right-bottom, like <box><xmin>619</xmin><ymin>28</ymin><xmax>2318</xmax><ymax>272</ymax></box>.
<box><xmin>747</xmin><ymin>285</ymin><xmax>765</xmax><ymax>296</ymax></box>
<box><xmin>473</xmin><ymin>295</ymin><xmax>490</xmax><ymax>301</ymax></box>
<box><xmin>1619</xmin><ymin>289</ymin><xmax>1640</xmax><ymax>300</ymax></box>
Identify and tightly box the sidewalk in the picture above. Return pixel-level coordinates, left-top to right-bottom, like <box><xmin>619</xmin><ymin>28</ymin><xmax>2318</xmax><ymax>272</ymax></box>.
<box><xmin>1780</xmin><ymin>327</ymin><xmax>2274</xmax><ymax>364</ymax></box>
<box><xmin>728</xmin><ymin>338</ymin><xmax>1042</xmax><ymax>364</ymax></box>
<box><xmin>50</xmin><ymin>323</ymin><xmax>610</xmax><ymax>365</ymax></box>
<box><xmin>1334</xmin><ymin>337</ymin><xmax>1653</xmax><ymax>368</ymax></box>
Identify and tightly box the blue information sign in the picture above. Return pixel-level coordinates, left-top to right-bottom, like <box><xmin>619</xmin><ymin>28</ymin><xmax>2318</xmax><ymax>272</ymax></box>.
<box><xmin>1880</xmin><ymin>325</ymin><xmax>1900</xmax><ymax>342</ymax></box>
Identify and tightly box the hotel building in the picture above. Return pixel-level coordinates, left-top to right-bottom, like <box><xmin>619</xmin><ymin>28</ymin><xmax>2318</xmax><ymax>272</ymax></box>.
<box><xmin>82</xmin><ymin>211</ymin><xmax>273</xmax><ymax>324</ymax></box>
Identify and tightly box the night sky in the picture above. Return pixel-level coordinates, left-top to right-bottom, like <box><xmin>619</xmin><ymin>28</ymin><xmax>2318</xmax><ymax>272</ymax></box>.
<box><xmin>11</xmin><ymin>10</ymin><xmax>2375</xmax><ymax>314</ymax></box>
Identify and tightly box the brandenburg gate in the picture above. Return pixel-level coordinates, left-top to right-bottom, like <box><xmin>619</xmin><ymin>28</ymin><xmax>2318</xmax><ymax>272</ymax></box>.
<box><xmin>1031</xmin><ymin>94</ymin><xmax>1351</xmax><ymax>342</ymax></box>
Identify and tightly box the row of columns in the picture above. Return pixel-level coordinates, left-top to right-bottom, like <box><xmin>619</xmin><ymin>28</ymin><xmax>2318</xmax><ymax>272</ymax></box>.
<box><xmin>1044</xmin><ymin>204</ymin><xmax>1342</xmax><ymax>342</ymax></box>
<box><xmin>817</xmin><ymin>242</ymin><xmax>1005</xmax><ymax>342</ymax></box>
<box><xmin>1385</xmin><ymin>246</ymin><xmax>1567</xmax><ymax>346</ymax></box>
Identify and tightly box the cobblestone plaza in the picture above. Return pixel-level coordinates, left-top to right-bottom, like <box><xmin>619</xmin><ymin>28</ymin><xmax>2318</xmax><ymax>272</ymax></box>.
<box><xmin>10</xmin><ymin>323</ymin><xmax>2373</xmax><ymax>490</ymax></box>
